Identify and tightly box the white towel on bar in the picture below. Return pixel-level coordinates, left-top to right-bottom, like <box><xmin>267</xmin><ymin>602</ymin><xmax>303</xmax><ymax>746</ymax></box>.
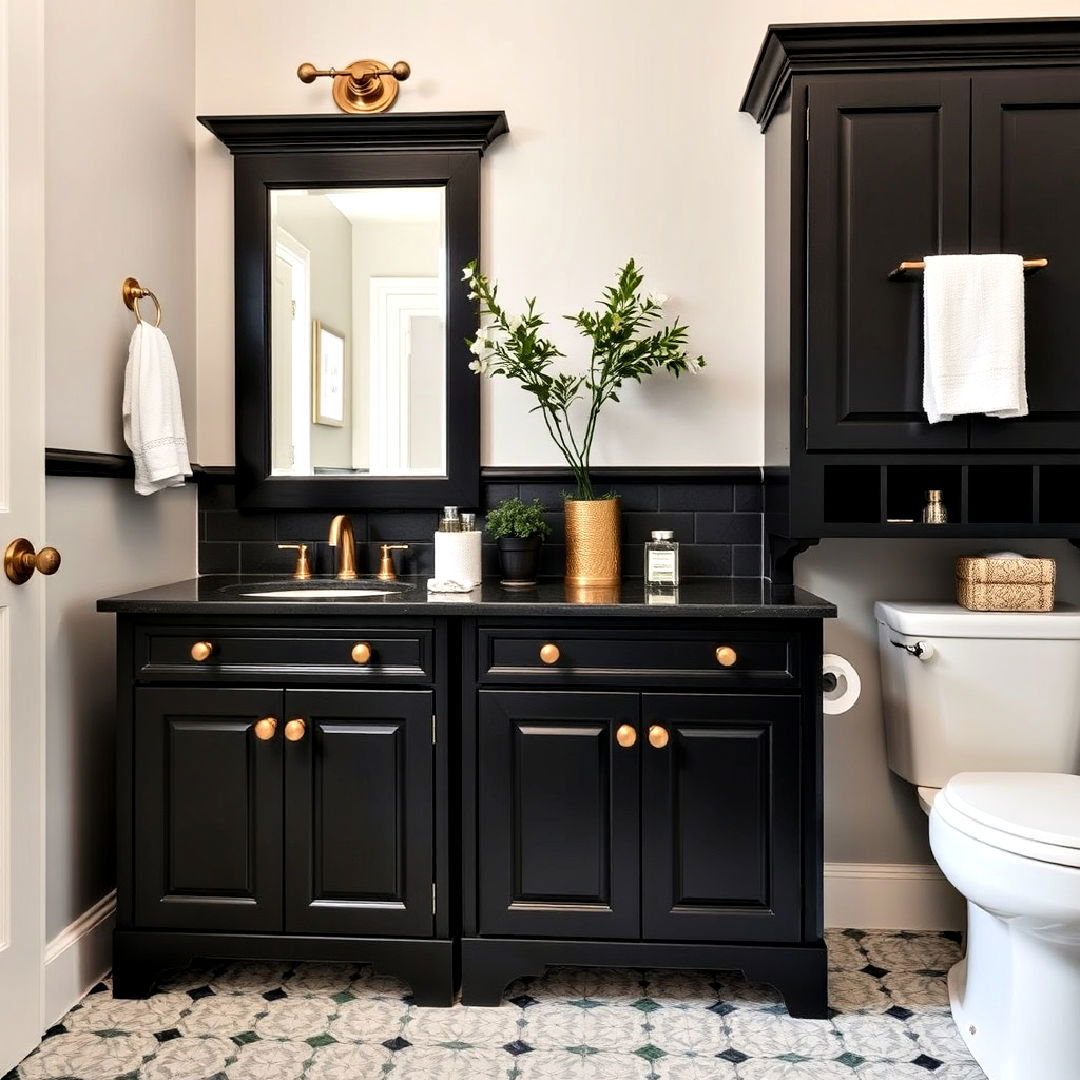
<box><xmin>122</xmin><ymin>323</ymin><xmax>192</xmax><ymax>495</ymax></box>
<box><xmin>922</xmin><ymin>253</ymin><xmax>1027</xmax><ymax>424</ymax></box>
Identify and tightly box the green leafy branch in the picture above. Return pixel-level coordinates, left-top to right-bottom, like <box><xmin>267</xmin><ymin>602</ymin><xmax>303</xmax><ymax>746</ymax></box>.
<box><xmin>463</xmin><ymin>259</ymin><xmax>705</xmax><ymax>500</ymax></box>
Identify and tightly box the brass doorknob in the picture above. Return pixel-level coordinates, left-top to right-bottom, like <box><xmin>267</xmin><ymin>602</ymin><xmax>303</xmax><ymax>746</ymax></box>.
<box><xmin>4</xmin><ymin>538</ymin><xmax>61</xmax><ymax>585</ymax></box>
<box><xmin>539</xmin><ymin>642</ymin><xmax>560</xmax><ymax>664</ymax></box>
<box><xmin>253</xmin><ymin>717</ymin><xmax>278</xmax><ymax>741</ymax></box>
<box><xmin>190</xmin><ymin>641</ymin><xmax>214</xmax><ymax>662</ymax></box>
<box><xmin>284</xmin><ymin>718</ymin><xmax>307</xmax><ymax>742</ymax></box>
<box><xmin>648</xmin><ymin>725</ymin><xmax>670</xmax><ymax>749</ymax></box>
<box><xmin>351</xmin><ymin>641</ymin><xmax>372</xmax><ymax>664</ymax></box>
<box><xmin>616</xmin><ymin>724</ymin><xmax>637</xmax><ymax>748</ymax></box>
<box><xmin>715</xmin><ymin>646</ymin><xmax>737</xmax><ymax>667</ymax></box>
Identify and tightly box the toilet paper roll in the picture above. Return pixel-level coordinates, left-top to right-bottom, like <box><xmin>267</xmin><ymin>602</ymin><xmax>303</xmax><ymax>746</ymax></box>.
<box><xmin>822</xmin><ymin>653</ymin><xmax>862</xmax><ymax>715</ymax></box>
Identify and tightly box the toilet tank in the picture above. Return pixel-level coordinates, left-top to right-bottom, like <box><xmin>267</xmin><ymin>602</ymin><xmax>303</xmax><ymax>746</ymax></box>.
<box><xmin>875</xmin><ymin>601</ymin><xmax>1080</xmax><ymax>789</ymax></box>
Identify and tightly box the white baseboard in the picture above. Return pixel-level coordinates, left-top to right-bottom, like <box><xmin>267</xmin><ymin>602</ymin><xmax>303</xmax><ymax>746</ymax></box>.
<box><xmin>43</xmin><ymin>890</ymin><xmax>115</xmax><ymax>1026</ymax></box>
<box><xmin>825</xmin><ymin>862</ymin><xmax>965</xmax><ymax>931</ymax></box>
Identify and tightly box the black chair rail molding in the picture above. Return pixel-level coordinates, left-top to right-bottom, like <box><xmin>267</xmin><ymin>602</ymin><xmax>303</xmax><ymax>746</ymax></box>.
<box><xmin>199</xmin><ymin>111</ymin><xmax>508</xmax><ymax>511</ymax></box>
<box><xmin>743</xmin><ymin>18</ymin><xmax>1080</xmax><ymax>580</ymax></box>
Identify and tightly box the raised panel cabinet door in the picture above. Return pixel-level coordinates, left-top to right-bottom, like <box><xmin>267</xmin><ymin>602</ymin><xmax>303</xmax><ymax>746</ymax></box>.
<box><xmin>641</xmin><ymin>694</ymin><xmax>801</xmax><ymax>942</ymax></box>
<box><xmin>806</xmin><ymin>76</ymin><xmax>971</xmax><ymax>450</ymax></box>
<box><xmin>970</xmin><ymin>70</ymin><xmax>1080</xmax><ymax>450</ymax></box>
<box><xmin>283</xmin><ymin>689</ymin><xmax>434</xmax><ymax>936</ymax></box>
<box><xmin>132</xmin><ymin>687</ymin><xmax>284</xmax><ymax>931</ymax></box>
<box><xmin>477</xmin><ymin>691</ymin><xmax>640</xmax><ymax>938</ymax></box>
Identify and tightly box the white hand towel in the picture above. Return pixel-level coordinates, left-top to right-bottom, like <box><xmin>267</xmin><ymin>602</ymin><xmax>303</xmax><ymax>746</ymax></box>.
<box><xmin>923</xmin><ymin>253</ymin><xmax>1027</xmax><ymax>424</ymax></box>
<box><xmin>122</xmin><ymin>323</ymin><xmax>192</xmax><ymax>495</ymax></box>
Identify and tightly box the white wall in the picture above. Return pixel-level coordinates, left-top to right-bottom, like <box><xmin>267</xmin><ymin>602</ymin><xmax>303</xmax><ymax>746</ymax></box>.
<box><xmin>43</xmin><ymin>0</ymin><xmax>197</xmax><ymax>965</ymax></box>
<box><xmin>192</xmin><ymin>0</ymin><xmax>1080</xmax><ymax>880</ymax></box>
<box><xmin>194</xmin><ymin>0</ymin><xmax>1080</xmax><ymax>469</ymax></box>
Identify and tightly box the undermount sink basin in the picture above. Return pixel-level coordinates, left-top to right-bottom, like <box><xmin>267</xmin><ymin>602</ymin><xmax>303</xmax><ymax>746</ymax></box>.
<box><xmin>218</xmin><ymin>578</ymin><xmax>412</xmax><ymax>599</ymax></box>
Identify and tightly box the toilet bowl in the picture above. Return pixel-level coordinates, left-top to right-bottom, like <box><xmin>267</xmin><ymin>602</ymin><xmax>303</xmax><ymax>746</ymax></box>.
<box><xmin>875</xmin><ymin>602</ymin><xmax>1080</xmax><ymax>1080</ymax></box>
<box><xmin>928</xmin><ymin>772</ymin><xmax>1080</xmax><ymax>1080</ymax></box>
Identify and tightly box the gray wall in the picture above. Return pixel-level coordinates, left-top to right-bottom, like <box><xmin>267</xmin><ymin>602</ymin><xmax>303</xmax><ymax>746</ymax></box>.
<box><xmin>800</xmin><ymin>538</ymin><xmax>1080</xmax><ymax>865</ymax></box>
<box><xmin>43</xmin><ymin>0</ymin><xmax>197</xmax><ymax>940</ymax></box>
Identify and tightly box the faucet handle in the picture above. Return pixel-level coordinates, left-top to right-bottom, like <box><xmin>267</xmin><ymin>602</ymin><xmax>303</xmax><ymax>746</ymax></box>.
<box><xmin>277</xmin><ymin>543</ymin><xmax>312</xmax><ymax>580</ymax></box>
<box><xmin>377</xmin><ymin>543</ymin><xmax>408</xmax><ymax>582</ymax></box>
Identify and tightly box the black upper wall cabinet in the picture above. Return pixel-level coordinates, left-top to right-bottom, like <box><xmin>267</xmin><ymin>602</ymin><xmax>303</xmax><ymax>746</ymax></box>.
<box><xmin>743</xmin><ymin>19</ymin><xmax>1080</xmax><ymax>555</ymax></box>
<box><xmin>199</xmin><ymin>112</ymin><xmax>508</xmax><ymax>510</ymax></box>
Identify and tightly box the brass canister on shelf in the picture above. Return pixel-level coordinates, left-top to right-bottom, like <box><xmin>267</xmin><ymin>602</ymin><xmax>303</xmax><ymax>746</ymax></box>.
<box><xmin>564</xmin><ymin>498</ymin><xmax>621</xmax><ymax>588</ymax></box>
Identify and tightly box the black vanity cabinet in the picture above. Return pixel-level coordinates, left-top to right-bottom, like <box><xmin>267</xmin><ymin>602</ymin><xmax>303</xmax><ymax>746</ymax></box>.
<box><xmin>101</xmin><ymin>584</ymin><xmax>834</xmax><ymax>1017</ymax></box>
<box><xmin>112</xmin><ymin>616</ymin><xmax>453</xmax><ymax>1006</ymax></box>
<box><xmin>462</xmin><ymin>619</ymin><xmax>827</xmax><ymax>1018</ymax></box>
<box><xmin>743</xmin><ymin>20</ymin><xmax>1080</xmax><ymax>558</ymax></box>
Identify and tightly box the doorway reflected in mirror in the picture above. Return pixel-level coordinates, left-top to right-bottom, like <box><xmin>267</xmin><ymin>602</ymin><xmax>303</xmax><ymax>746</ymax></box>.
<box><xmin>270</xmin><ymin>186</ymin><xmax>446</xmax><ymax>478</ymax></box>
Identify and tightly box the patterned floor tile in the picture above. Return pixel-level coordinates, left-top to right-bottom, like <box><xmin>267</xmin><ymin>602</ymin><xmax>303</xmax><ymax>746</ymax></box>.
<box><xmin>10</xmin><ymin>931</ymin><xmax>987</xmax><ymax>1080</ymax></box>
<box><xmin>404</xmin><ymin>1001</ymin><xmax>523</xmax><ymax>1046</ymax></box>
<box><xmin>224</xmin><ymin>1038</ymin><xmax>311</xmax><ymax>1080</ymax></box>
<box><xmin>524</xmin><ymin>1000</ymin><xmax>647</xmax><ymax>1051</ymax></box>
<box><xmin>861</xmin><ymin>931</ymin><xmax>961</xmax><ymax>972</ymax></box>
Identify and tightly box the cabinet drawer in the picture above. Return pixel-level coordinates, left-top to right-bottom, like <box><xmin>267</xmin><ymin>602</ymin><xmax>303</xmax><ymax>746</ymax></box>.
<box><xmin>134</xmin><ymin>625</ymin><xmax>433</xmax><ymax>684</ymax></box>
<box><xmin>478</xmin><ymin>628</ymin><xmax>798</xmax><ymax>687</ymax></box>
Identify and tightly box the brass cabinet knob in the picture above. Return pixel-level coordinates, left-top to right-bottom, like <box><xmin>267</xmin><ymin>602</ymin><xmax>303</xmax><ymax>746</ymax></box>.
<box><xmin>4</xmin><ymin>538</ymin><xmax>62</xmax><ymax>585</ymax></box>
<box><xmin>253</xmin><ymin>717</ymin><xmax>278</xmax><ymax>741</ymax></box>
<box><xmin>715</xmin><ymin>646</ymin><xmax>737</xmax><ymax>667</ymax></box>
<box><xmin>351</xmin><ymin>641</ymin><xmax>372</xmax><ymax>664</ymax></box>
<box><xmin>539</xmin><ymin>642</ymin><xmax>560</xmax><ymax>664</ymax></box>
<box><xmin>615</xmin><ymin>724</ymin><xmax>637</xmax><ymax>749</ymax></box>
<box><xmin>190</xmin><ymin>641</ymin><xmax>214</xmax><ymax>662</ymax></box>
<box><xmin>284</xmin><ymin>718</ymin><xmax>307</xmax><ymax>742</ymax></box>
<box><xmin>648</xmin><ymin>724</ymin><xmax>670</xmax><ymax>749</ymax></box>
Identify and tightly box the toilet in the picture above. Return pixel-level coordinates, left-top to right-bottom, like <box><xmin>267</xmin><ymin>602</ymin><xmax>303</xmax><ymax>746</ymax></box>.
<box><xmin>875</xmin><ymin>601</ymin><xmax>1080</xmax><ymax>1080</ymax></box>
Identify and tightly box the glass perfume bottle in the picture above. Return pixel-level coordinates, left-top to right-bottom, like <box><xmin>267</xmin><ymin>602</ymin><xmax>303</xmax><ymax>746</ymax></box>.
<box><xmin>922</xmin><ymin>489</ymin><xmax>947</xmax><ymax>524</ymax></box>
<box><xmin>644</xmin><ymin>530</ymin><xmax>679</xmax><ymax>588</ymax></box>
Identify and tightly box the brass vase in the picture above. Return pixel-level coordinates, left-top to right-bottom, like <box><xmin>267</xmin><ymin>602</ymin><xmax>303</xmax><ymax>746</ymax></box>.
<box><xmin>564</xmin><ymin>498</ymin><xmax>621</xmax><ymax>587</ymax></box>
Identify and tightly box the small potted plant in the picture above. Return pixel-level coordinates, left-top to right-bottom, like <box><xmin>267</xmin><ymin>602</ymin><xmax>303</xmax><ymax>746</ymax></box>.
<box><xmin>485</xmin><ymin>497</ymin><xmax>550</xmax><ymax>586</ymax></box>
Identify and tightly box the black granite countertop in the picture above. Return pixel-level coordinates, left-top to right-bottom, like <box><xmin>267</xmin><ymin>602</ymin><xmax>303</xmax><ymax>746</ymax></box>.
<box><xmin>97</xmin><ymin>576</ymin><xmax>835</xmax><ymax>618</ymax></box>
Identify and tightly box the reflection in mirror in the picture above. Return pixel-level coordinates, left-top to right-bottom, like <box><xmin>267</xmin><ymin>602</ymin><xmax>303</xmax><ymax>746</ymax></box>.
<box><xmin>270</xmin><ymin>186</ymin><xmax>446</xmax><ymax>477</ymax></box>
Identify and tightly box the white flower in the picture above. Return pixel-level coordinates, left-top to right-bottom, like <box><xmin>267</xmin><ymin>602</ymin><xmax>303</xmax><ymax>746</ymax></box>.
<box><xmin>461</xmin><ymin>265</ymin><xmax>474</xmax><ymax>281</ymax></box>
<box><xmin>468</xmin><ymin>337</ymin><xmax>487</xmax><ymax>356</ymax></box>
<box><xmin>468</xmin><ymin>357</ymin><xmax>492</xmax><ymax>375</ymax></box>
<box><xmin>467</xmin><ymin>290</ymin><xmax>478</xmax><ymax>301</ymax></box>
<box><xmin>647</xmin><ymin>291</ymin><xmax>669</xmax><ymax>306</ymax></box>
<box><xmin>507</xmin><ymin>315</ymin><xmax>524</xmax><ymax>332</ymax></box>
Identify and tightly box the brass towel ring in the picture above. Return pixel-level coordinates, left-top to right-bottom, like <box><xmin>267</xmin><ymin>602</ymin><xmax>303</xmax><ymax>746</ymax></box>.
<box><xmin>121</xmin><ymin>276</ymin><xmax>162</xmax><ymax>327</ymax></box>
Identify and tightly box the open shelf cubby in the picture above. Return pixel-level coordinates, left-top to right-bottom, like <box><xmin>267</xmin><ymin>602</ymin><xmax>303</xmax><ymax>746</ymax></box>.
<box><xmin>968</xmin><ymin>464</ymin><xmax>1034</xmax><ymax>524</ymax></box>
<box><xmin>885</xmin><ymin>464</ymin><xmax>962</xmax><ymax>524</ymax></box>
<box><xmin>1039</xmin><ymin>465</ymin><xmax>1080</xmax><ymax>524</ymax></box>
<box><xmin>822</xmin><ymin>464</ymin><xmax>881</xmax><ymax>523</ymax></box>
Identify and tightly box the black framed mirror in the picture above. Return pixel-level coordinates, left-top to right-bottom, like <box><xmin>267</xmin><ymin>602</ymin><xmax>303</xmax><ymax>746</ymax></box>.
<box><xmin>198</xmin><ymin>112</ymin><xmax>508</xmax><ymax>509</ymax></box>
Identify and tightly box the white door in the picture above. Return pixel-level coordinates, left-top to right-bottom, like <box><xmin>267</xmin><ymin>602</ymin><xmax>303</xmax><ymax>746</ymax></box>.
<box><xmin>0</xmin><ymin>1</ymin><xmax>47</xmax><ymax>1071</ymax></box>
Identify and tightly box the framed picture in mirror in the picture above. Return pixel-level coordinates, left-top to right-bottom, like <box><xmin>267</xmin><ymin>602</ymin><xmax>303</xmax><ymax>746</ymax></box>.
<box><xmin>312</xmin><ymin>321</ymin><xmax>346</xmax><ymax>427</ymax></box>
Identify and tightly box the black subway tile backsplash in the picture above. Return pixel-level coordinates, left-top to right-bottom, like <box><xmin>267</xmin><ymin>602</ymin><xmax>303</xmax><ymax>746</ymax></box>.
<box><xmin>197</xmin><ymin>478</ymin><xmax>764</xmax><ymax>580</ymax></box>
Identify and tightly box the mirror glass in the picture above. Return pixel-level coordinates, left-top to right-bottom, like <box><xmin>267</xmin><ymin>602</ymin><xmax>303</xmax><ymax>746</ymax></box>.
<box><xmin>269</xmin><ymin>186</ymin><xmax>446</xmax><ymax>477</ymax></box>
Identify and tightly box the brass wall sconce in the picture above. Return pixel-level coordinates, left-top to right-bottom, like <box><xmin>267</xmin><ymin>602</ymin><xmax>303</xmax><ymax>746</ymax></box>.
<box><xmin>297</xmin><ymin>59</ymin><xmax>411</xmax><ymax>114</ymax></box>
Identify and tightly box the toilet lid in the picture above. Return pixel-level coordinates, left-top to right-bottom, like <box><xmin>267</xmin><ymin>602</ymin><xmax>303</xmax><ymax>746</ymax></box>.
<box><xmin>936</xmin><ymin>772</ymin><xmax>1080</xmax><ymax>867</ymax></box>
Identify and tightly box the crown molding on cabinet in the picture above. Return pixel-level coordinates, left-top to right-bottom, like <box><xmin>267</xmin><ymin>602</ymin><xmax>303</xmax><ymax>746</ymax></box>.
<box><xmin>197</xmin><ymin>111</ymin><xmax>509</xmax><ymax>155</ymax></box>
<box><xmin>741</xmin><ymin>18</ymin><xmax>1080</xmax><ymax>129</ymax></box>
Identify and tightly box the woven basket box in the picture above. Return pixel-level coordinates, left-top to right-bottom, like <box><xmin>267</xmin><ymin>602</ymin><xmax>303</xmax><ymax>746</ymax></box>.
<box><xmin>955</xmin><ymin>556</ymin><xmax>1056</xmax><ymax>612</ymax></box>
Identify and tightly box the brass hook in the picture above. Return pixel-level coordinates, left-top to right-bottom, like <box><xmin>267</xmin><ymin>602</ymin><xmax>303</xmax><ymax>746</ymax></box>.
<box><xmin>121</xmin><ymin>276</ymin><xmax>162</xmax><ymax>327</ymax></box>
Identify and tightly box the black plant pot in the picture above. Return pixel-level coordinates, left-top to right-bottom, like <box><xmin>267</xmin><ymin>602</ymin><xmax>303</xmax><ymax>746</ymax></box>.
<box><xmin>497</xmin><ymin>536</ymin><xmax>542</xmax><ymax>586</ymax></box>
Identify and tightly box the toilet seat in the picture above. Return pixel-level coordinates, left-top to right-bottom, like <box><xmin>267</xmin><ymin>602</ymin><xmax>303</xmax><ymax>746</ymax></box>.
<box><xmin>935</xmin><ymin>772</ymin><xmax>1080</xmax><ymax>869</ymax></box>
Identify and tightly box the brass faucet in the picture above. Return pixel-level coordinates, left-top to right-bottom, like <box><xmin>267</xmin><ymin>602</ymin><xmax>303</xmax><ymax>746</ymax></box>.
<box><xmin>327</xmin><ymin>515</ymin><xmax>358</xmax><ymax>580</ymax></box>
